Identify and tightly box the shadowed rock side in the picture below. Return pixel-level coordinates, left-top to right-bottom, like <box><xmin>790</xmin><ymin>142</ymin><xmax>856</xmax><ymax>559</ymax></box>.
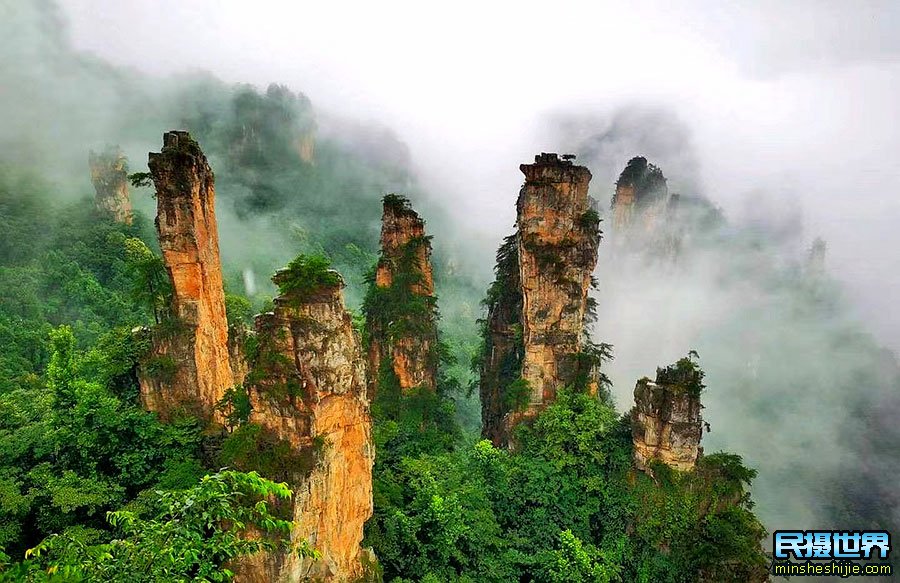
<box><xmin>236</xmin><ymin>270</ymin><xmax>374</xmax><ymax>582</ymax></box>
<box><xmin>365</xmin><ymin>194</ymin><xmax>438</xmax><ymax>399</ymax></box>
<box><xmin>480</xmin><ymin>153</ymin><xmax>601</xmax><ymax>446</ymax></box>
<box><xmin>479</xmin><ymin>235</ymin><xmax>524</xmax><ymax>446</ymax></box>
<box><xmin>632</xmin><ymin>360</ymin><xmax>704</xmax><ymax>471</ymax></box>
<box><xmin>610</xmin><ymin>155</ymin><xmax>670</xmax><ymax>239</ymax></box>
<box><xmin>89</xmin><ymin>146</ymin><xmax>133</xmax><ymax>224</ymax></box>
<box><xmin>138</xmin><ymin>131</ymin><xmax>234</xmax><ymax>423</ymax></box>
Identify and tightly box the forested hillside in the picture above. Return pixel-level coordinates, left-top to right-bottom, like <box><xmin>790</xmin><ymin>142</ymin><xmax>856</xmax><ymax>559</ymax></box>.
<box><xmin>1</xmin><ymin>2</ymin><xmax>898</xmax><ymax>582</ymax></box>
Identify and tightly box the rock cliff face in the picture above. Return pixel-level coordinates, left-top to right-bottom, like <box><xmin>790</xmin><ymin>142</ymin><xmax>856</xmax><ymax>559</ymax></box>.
<box><xmin>518</xmin><ymin>153</ymin><xmax>599</xmax><ymax>407</ymax></box>
<box><xmin>89</xmin><ymin>146</ymin><xmax>133</xmax><ymax>224</ymax></box>
<box><xmin>238</xmin><ymin>270</ymin><xmax>374</xmax><ymax>582</ymax></box>
<box><xmin>295</xmin><ymin>131</ymin><xmax>316</xmax><ymax>165</ymax></box>
<box><xmin>138</xmin><ymin>131</ymin><xmax>234</xmax><ymax>422</ymax></box>
<box><xmin>611</xmin><ymin>156</ymin><xmax>669</xmax><ymax>235</ymax></box>
<box><xmin>631</xmin><ymin>359</ymin><xmax>704</xmax><ymax>471</ymax></box>
<box><xmin>365</xmin><ymin>195</ymin><xmax>438</xmax><ymax>399</ymax></box>
<box><xmin>137</xmin><ymin>131</ymin><xmax>373</xmax><ymax>581</ymax></box>
<box><xmin>480</xmin><ymin>153</ymin><xmax>601</xmax><ymax>446</ymax></box>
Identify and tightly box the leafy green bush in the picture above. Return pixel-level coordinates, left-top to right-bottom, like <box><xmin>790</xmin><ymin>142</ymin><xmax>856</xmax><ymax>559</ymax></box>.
<box><xmin>2</xmin><ymin>471</ymin><xmax>312</xmax><ymax>582</ymax></box>
<box><xmin>272</xmin><ymin>254</ymin><xmax>341</xmax><ymax>301</ymax></box>
<box><xmin>218</xmin><ymin>424</ymin><xmax>317</xmax><ymax>483</ymax></box>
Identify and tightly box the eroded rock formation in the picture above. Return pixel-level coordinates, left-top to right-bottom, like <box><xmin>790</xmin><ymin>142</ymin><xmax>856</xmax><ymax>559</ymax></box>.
<box><xmin>480</xmin><ymin>153</ymin><xmax>601</xmax><ymax>446</ymax></box>
<box><xmin>632</xmin><ymin>359</ymin><xmax>704</xmax><ymax>471</ymax></box>
<box><xmin>237</xmin><ymin>268</ymin><xmax>374</xmax><ymax>582</ymax></box>
<box><xmin>611</xmin><ymin>156</ymin><xmax>669</xmax><ymax>235</ymax></box>
<box><xmin>136</xmin><ymin>131</ymin><xmax>373</xmax><ymax>581</ymax></box>
<box><xmin>89</xmin><ymin>146</ymin><xmax>133</xmax><ymax>224</ymax></box>
<box><xmin>138</xmin><ymin>131</ymin><xmax>234</xmax><ymax>422</ymax></box>
<box><xmin>518</xmin><ymin>153</ymin><xmax>600</xmax><ymax>406</ymax></box>
<box><xmin>365</xmin><ymin>194</ymin><xmax>438</xmax><ymax>399</ymax></box>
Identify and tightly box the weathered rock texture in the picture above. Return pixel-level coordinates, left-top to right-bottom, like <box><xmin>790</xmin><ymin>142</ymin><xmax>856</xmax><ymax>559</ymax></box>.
<box><xmin>517</xmin><ymin>154</ymin><xmax>600</xmax><ymax>411</ymax></box>
<box><xmin>365</xmin><ymin>195</ymin><xmax>438</xmax><ymax>399</ymax></box>
<box><xmin>89</xmin><ymin>146</ymin><xmax>133</xmax><ymax>224</ymax></box>
<box><xmin>632</xmin><ymin>362</ymin><xmax>704</xmax><ymax>471</ymax></box>
<box><xmin>238</xmin><ymin>271</ymin><xmax>374</xmax><ymax>582</ymax></box>
<box><xmin>480</xmin><ymin>153</ymin><xmax>601</xmax><ymax>446</ymax></box>
<box><xmin>139</xmin><ymin>131</ymin><xmax>234</xmax><ymax>422</ymax></box>
<box><xmin>611</xmin><ymin>156</ymin><xmax>669</xmax><ymax>235</ymax></box>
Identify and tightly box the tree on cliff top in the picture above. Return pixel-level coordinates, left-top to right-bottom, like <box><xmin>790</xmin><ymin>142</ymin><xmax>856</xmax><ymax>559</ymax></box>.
<box><xmin>614</xmin><ymin>156</ymin><xmax>667</xmax><ymax>205</ymax></box>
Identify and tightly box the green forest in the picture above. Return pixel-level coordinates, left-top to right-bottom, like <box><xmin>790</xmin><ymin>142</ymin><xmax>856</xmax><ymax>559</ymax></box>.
<box><xmin>2</xmin><ymin>2</ymin><xmax>899</xmax><ymax>581</ymax></box>
<box><xmin>0</xmin><ymin>156</ymin><xmax>767</xmax><ymax>582</ymax></box>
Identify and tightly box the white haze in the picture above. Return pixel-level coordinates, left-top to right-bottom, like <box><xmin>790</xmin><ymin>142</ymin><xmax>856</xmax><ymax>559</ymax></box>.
<box><xmin>10</xmin><ymin>0</ymin><xmax>900</xmax><ymax>546</ymax></box>
<box><xmin>58</xmin><ymin>0</ymin><xmax>900</xmax><ymax>352</ymax></box>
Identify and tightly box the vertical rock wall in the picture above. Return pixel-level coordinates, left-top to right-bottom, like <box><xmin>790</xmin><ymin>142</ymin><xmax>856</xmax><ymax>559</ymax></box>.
<box><xmin>136</xmin><ymin>131</ymin><xmax>373</xmax><ymax>581</ymax></box>
<box><xmin>89</xmin><ymin>146</ymin><xmax>133</xmax><ymax>224</ymax></box>
<box><xmin>139</xmin><ymin>131</ymin><xmax>234</xmax><ymax>422</ymax></box>
<box><xmin>479</xmin><ymin>235</ymin><xmax>524</xmax><ymax>446</ymax></box>
<box><xmin>631</xmin><ymin>362</ymin><xmax>704</xmax><ymax>471</ymax></box>
<box><xmin>517</xmin><ymin>153</ymin><xmax>599</xmax><ymax>410</ymax></box>
<box><xmin>610</xmin><ymin>155</ymin><xmax>669</xmax><ymax>236</ymax></box>
<box><xmin>366</xmin><ymin>195</ymin><xmax>438</xmax><ymax>398</ymax></box>
<box><xmin>480</xmin><ymin>153</ymin><xmax>600</xmax><ymax>446</ymax></box>
<box><xmin>238</xmin><ymin>272</ymin><xmax>374</xmax><ymax>582</ymax></box>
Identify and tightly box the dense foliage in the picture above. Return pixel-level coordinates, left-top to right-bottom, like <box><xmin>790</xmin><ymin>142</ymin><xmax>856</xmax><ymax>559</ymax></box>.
<box><xmin>0</xmin><ymin>13</ymin><xmax>792</xmax><ymax>578</ymax></box>
<box><xmin>272</xmin><ymin>253</ymin><xmax>342</xmax><ymax>300</ymax></box>
<box><xmin>366</xmin><ymin>388</ymin><xmax>768</xmax><ymax>582</ymax></box>
<box><xmin>613</xmin><ymin>156</ymin><xmax>667</xmax><ymax>206</ymax></box>
<box><xmin>1</xmin><ymin>471</ymin><xmax>310</xmax><ymax>582</ymax></box>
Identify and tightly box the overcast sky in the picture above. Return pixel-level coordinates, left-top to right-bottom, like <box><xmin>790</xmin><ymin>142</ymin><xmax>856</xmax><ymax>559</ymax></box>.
<box><xmin>58</xmin><ymin>0</ymin><xmax>900</xmax><ymax>350</ymax></box>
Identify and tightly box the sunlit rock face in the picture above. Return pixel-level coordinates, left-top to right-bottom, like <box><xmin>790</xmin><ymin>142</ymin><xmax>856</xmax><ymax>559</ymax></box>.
<box><xmin>632</xmin><ymin>367</ymin><xmax>703</xmax><ymax>472</ymax></box>
<box><xmin>366</xmin><ymin>195</ymin><xmax>438</xmax><ymax>399</ymax></box>
<box><xmin>139</xmin><ymin>131</ymin><xmax>234</xmax><ymax>422</ymax></box>
<box><xmin>237</xmin><ymin>273</ymin><xmax>374</xmax><ymax>582</ymax></box>
<box><xmin>89</xmin><ymin>146</ymin><xmax>132</xmax><ymax>224</ymax></box>
<box><xmin>517</xmin><ymin>154</ymin><xmax>599</xmax><ymax>412</ymax></box>
<box><xmin>480</xmin><ymin>153</ymin><xmax>600</xmax><ymax>446</ymax></box>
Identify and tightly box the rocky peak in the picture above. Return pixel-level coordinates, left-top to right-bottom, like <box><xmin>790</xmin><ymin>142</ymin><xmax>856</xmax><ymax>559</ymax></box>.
<box><xmin>632</xmin><ymin>357</ymin><xmax>704</xmax><ymax>471</ymax></box>
<box><xmin>611</xmin><ymin>156</ymin><xmax>669</xmax><ymax>234</ymax></box>
<box><xmin>365</xmin><ymin>194</ymin><xmax>438</xmax><ymax>399</ymax></box>
<box><xmin>375</xmin><ymin>194</ymin><xmax>434</xmax><ymax>292</ymax></box>
<box><xmin>480</xmin><ymin>153</ymin><xmax>601</xmax><ymax>446</ymax></box>
<box><xmin>89</xmin><ymin>146</ymin><xmax>132</xmax><ymax>224</ymax></box>
<box><xmin>517</xmin><ymin>153</ymin><xmax>599</xmax><ymax>408</ymax></box>
<box><xmin>138</xmin><ymin>131</ymin><xmax>233</xmax><ymax>423</ymax></box>
<box><xmin>236</xmin><ymin>260</ymin><xmax>374</xmax><ymax>582</ymax></box>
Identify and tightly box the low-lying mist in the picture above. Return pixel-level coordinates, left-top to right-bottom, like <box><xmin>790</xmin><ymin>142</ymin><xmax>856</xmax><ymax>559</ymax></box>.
<box><xmin>549</xmin><ymin>109</ymin><xmax>900</xmax><ymax>534</ymax></box>
<box><xmin>3</xmin><ymin>0</ymin><xmax>899</xmax><ymax>550</ymax></box>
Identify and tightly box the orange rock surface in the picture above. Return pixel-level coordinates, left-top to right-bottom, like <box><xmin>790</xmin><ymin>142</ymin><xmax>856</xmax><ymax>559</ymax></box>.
<box><xmin>366</xmin><ymin>196</ymin><xmax>438</xmax><ymax>399</ymax></box>
<box><xmin>480</xmin><ymin>154</ymin><xmax>601</xmax><ymax>446</ymax></box>
<box><xmin>517</xmin><ymin>153</ymin><xmax>599</xmax><ymax>412</ymax></box>
<box><xmin>237</xmin><ymin>276</ymin><xmax>374</xmax><ymax>582</ymax></box>
<box><xmin>139</xmin><ymin>131</ymin><xmax>234</xmax><ymax>423</ymax></box>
